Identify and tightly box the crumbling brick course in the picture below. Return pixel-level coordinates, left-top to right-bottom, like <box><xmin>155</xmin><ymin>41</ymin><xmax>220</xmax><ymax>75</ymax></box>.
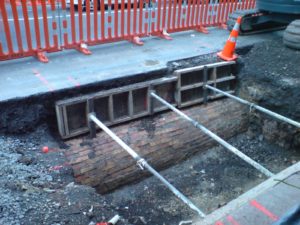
<box><xmin>66</xmin><ymin>99</ymin><xmax>249</xmax><ymax>193</ymax></box>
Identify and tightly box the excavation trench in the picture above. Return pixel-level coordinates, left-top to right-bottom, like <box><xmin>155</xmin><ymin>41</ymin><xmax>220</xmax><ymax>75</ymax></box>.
<box><xmin>56</xmin><ymin>54</ymin><xmax>300</xmax><ymax>225</ymax></box>
<box><xmin>60</xmin><ymin>40</ymin><xmax>300</xmax><ymax>224</ymax></box>
<box><xmin>0</xmin><ymin>40</ymin><xmax>299</xmax><ymax>225</ymax></box>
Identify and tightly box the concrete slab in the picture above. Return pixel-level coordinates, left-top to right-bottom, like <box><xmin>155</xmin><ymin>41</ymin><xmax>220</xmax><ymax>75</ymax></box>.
<box><xmin>194</xmin><ymin>162</ymin><xmax>300</xmax><ymax>225</ymax></box>
<box><xmin>0</xmin><ymin>28</ymin><xmax>282</xmax><ymax>102</ymax></box>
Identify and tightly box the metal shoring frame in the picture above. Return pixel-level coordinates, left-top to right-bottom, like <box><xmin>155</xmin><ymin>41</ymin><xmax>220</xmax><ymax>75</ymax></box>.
<box><xmin>150</xmin><ymin>92</ymin><xmax>274</xmax><ymax>177</ymax></box>
<box><xmin>88</xmin><ymin>114</ymin><xmax>206</xmax><ymax>218</ymax></box>
<box><xmin>205</xmin><ymin>85</ymin><xmax>300</xmax><ymax>129</ymax></box>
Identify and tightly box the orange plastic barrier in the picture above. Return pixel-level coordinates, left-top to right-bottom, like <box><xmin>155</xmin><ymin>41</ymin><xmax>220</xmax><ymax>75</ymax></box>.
<box><xmin>0</xmin><ymin>0</ymin><xmax>256</xmax><ymax>62</ymax></box>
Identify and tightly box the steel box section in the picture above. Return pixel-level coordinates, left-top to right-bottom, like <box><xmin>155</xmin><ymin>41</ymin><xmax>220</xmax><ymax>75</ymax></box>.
<box><xmin>175</xmin><ymin>61</ymin><xmax>236</xmax><ymax>107</ymax></box>
<box><xmin>55</xmin><ymin>61</ymin><xmax>236</xmax><ymax>139</ymax></box>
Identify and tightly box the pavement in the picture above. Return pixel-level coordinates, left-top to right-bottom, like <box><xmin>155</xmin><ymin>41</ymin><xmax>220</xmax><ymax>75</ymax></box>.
<box><xmin>0</xmin><ymin>27</ymin><xmax>282</xmax><ymax>102</ymax></box>
<box><xmin>194</xmin><ymin>162</ymin><xmax>300</xmax><ymax>225</ymax></box>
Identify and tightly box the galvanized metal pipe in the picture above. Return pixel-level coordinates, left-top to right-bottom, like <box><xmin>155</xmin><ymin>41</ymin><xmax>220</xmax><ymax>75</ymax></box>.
<box><xmin>205</xmin><ymin>85</ymin><xmax>300</xmax><ymax>129</ymax></box>
<box><xmin>150</xmin><ymin>92</ymin><xmax>274</xmax><ymax>178</ymax></box>
<box><xmin>89</xmin><ymin>114</ymin><xmax>206</xmax><ymax>218</ymax></box>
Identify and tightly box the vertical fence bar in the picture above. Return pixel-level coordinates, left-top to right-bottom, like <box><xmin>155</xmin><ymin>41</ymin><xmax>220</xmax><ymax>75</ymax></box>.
<box><xmin>241</xmin><ymin>0</ymin><xmax>245</xmax><ymax>9</ymax></box>
<box><xmin>166</xmin><ymin>0</ymin><xmax>172</xmax><ymax>30</ymax></box>
<box><xmin>176</xmin><ymin>0</ymin><xmax>182</xmax><ymax>29</ymax></box>
<box><xmin>229</xmin><ymin>0</ymin><xmax>234</xmax><ymax>14</ymax></box>
<box><xmin>246</xmin><ymin>0</ymin><xmax>251</xmax><ymax>9</ymax></box>
<box><xmin>41</xmin><ymin>0</ymin><xmax>51</xmax><ymax>49</ymax></box>
<box><xmin>161</xmin><ymin>0</ymin><xmax>167</xmax><ymax>30</ymax></box>
<box><xmin>216</xmin><ymin>0</ymin><xmax>222</xmax><ymax>25</ymax></box>
<box><xmin>50</xmin><ymin>0</ymin><xmax>59</xmax><ymax>49</ymax></box>
<box><xmin>249</xmin><ymin>0</ymin><xmax>254</xmax><ymax>9</ymax></box>
<box><xmin>251</xmin><ymin>0</ymin><xmax>256</xmax><ymax>9</ymax></box>
<box><xmin>233</xmin><ymin>0</ymin><xmax>238</xmax><ymax>11</ymax></box>
<box><xmin>100</xmin><ymin>0</ymin><xmax>105</xmax><ymax>40</ymax></box>
<box><xmin>70</xmin><ymin>0</ymin><xmax>77</xmax><ymax>45</ymax></box>
<box><xmin>86</xmin><ymin>0</ymin><xmax>91</xmax><ymax>42</ymax></box>
<box><xmin>225</xmin><ymin>0</ymin><xmax>231</xmax><ymax>21</ymax></box>
<box><xmin>186</xmin><ymin>0</ymin><xmax>192</xmax><ymax>27</ymax></box>
<box><xmin>212</xmin><ymin>0</ymin><xmax>217</xmax><ymax>25</ymax></box>
<box><xmin>21</xmin><ymin>0</ymin><xmax>33</xmax><ymax>52</ymax></box>
<box><xmin>242</xmin><ymin>0</ymin><xmax>247</xmax><ymax>9</ymax></box>
<box><xmin>31</xmin><ymin>0</ymin><xmax>42</xmax><ymax>49</ymax></box>
<box><xmin>207</xmin><ymin>0</ymin><xmax>211</xmax><ymax>25</ymax></box>
<box><xmin>203</xmin><ymin>0</ymin><xmax>209</xmax><ymax>26</ymax></box>
<box><xmin>127</xmin><ymin>0</ymin><xmax>132</xmax><ymax>36</ymax></box>
<box><xmin>194</xmin><ymin>0</ymin><xmax>202</xmax><ymax>26</ymax></box>
<box><xmin>1</xmin><ymin>1</ymin><xmax>14</xmax><ymax>54</ymax></box>
<box><xmin>93</xmin><ymin>0</ymin><xmax>98</xmax><ymax>41</ymax></box>
<box><xmin>133</xmin><ymin>0</ymin><xmax>138</xmax><ymax>34</ymax></box>
<box><xmin>190</xmin><ymin>0</ymin><xmax>196</xmax><ymax>27</ymax></box>
<box><xmin>78</xmin><ymin>0</ymin><xmax>84</xmax><ymax>42</ymax></box>
<box><xmin>138</xmin><ymin>0</ymin><xmax>143</xmax><ymax>34</ymax></box>
<box><xmin>144</xmin><ymin>0</ymin><xmax>148</xmax><ymax>34</ymax></box>
<box><xmin>10</xmin><ymin>0</ymin><xmax>23</xmax><ymax>52</ymax></box>
<box><xmin>172</xmin><ymin>0</ymin><xmax>177</xmax><ymax>29</ymax></box>
<box><xmin>60</xmin><ymin>0</ymin><xmax>69</xmax><ymax>46</ymax></box>
<box><xmin>115</xmin><ymin>0</ymin><xmax>119</xmax><ymax>37</ymax></box>
<box><xmin>199</xmin><ymin>0</ymin><xmax>205</xmax><ymax>27</ymax></box>
<box><xmin>107</xmin><ymin>0</ymin><xmax>112</xmax><ymax>39</ymax></box>
<box><xmin>121</xmin><ymin>0</ymin><xmax>125</xmax><ymax>37</ymax></box>
<box><xmin>220</xmin><ymin>0</ymin><xmax>226</xmax><ymax>24</ymax></box>
<box><xmin>150</xmin><ymin>0</ymin><xmax>155</xmax><ymax>33</ymax></box>
<box><xmin>156</xmin><ymin>0</ymin><xmax>162</xmax><ymax>32</ymax></box>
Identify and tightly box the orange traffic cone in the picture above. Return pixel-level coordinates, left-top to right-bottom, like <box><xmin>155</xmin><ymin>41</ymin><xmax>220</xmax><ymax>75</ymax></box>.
<box><xmin>217</xmin><ymin>16</ymin><xmax>242</xmax><ymax>61</ymax></box>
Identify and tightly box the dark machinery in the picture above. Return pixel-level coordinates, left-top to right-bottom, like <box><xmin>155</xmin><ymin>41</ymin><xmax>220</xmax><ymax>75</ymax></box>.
<box><xmin>227</xmin><ymin>0</ymin><xmax>300</xmax><ymax>35</ymax></box>
<box><xmin>227</xmin><ymin>0</ymin><xmax>300</xmax><ymax>49</ymax></box>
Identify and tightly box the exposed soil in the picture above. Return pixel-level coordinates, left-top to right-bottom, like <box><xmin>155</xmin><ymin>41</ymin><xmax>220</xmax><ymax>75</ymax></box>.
<box><xmin>0</xmin><ymin>38</ymin><xmax>299</xmax><ymax>225</ymax></box>
<box><xmin>0</xmin><ymin>125</ymin><xmax>129</xmax><ymax>225</ymax></box>
<box><xmin>238</xmin><ymin>38</ymin><xmax>300</xmax><ymax>121</ymax></box>
<box><xmin>104</xmin><ymin>133</ymin><xmax>300</xmax><ymax>225</ymax></box>
<box><xmin>238</xmin><ymin>38</ymin><xmax>300</xmax><ymax>149</ymax></box>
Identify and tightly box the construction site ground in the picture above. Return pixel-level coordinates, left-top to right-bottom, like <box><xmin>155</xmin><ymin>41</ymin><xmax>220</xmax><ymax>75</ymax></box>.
<box><xmin>0</xmin><ymin>29</ymin><xmax>300</xmax><ymax>225</ymax></box>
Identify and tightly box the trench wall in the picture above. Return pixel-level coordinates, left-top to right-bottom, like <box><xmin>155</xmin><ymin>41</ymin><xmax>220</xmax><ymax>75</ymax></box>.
<box><xmin>65</xmin><ymin>98</ymin><xmax>249</xmax><ymax>193</ymax></box>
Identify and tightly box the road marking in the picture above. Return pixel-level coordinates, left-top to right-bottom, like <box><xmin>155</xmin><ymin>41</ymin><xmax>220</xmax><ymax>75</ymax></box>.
<box><xmin>67</xmin><ymin>75</ymin><xmax>81</xmax><ymax>87</ymax></box>
<box><xmin>249</xmin><ymin>200</ymin><xmax>279</xmax><ymax>221</ymax></box>
<box><xmin>227</xmin><ymin>215</ymin><xmax>240</xmax><ymax>225</ymax></box>
<box><xmin>215</xmin><ymin>221</ymin><xmax>224</xmax><ymax>225</ymax></box>
<box><xmin>33</xmin><ymin>69</ymin><xmax>55</xmax><ymax>92</ymax></box>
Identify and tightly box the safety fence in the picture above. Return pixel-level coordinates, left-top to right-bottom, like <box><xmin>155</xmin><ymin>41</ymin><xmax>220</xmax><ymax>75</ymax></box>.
<box><xmin>0</xmin><ymin>0</ymin><xmax>256</xmax><ymax>62</ymax></box>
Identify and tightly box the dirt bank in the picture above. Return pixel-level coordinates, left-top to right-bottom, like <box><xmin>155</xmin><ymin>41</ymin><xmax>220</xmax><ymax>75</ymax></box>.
<box><xmin>238</xmin><ymin>38</ymin><xmax>300</xmax><ymax>149</ymax></box>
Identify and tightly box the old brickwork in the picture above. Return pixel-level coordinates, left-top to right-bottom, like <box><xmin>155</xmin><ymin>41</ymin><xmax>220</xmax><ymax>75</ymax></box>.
<box><xmin>65</xmin><ymin>99</ymin><xmax>249</xmax><ymax>193</ymax></box>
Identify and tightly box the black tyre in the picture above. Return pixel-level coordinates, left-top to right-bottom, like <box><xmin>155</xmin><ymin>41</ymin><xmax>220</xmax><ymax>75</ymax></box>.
<box><xmin>283</xmin><ymin>20</ymin><xmax>300</xmax><ymax>50</ymax></box>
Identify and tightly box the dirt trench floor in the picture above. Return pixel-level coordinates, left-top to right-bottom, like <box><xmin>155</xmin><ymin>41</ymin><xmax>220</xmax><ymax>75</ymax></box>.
<box><xmin>104</xmin><ymin>133</ymin><xmax>300</xmax><ymax>225</ymax></box>
<box><xmin>0</xmin><ymin>38</ymin><xmax>300</xmax><ymax>225</ymax></box>
<box><xmin>0</xmin><ymin>125</ymin><xmax>299</xmax><ymax>225</ymax></box>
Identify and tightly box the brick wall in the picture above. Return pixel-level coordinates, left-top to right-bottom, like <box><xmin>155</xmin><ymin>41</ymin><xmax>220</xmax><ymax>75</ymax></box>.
<box><xmin>65</xmin><ymin>99</ymin><xmax>249</xmax><ymax>193</ymax></box>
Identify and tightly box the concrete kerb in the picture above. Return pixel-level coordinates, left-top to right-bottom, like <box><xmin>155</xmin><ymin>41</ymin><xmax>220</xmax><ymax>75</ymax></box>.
<box><xmin>193</xmin><ymin>162</ymin><xmax>300</xmax><ymax>225</ymax></box>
